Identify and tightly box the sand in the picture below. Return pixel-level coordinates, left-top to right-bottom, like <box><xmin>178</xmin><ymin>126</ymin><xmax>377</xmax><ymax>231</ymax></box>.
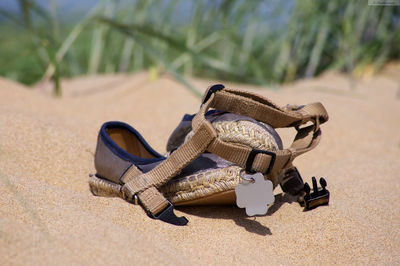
<box><xmin>0</xmin><ymin>66</ymin><xmax>399</xmax><ymax>265</ymax></box>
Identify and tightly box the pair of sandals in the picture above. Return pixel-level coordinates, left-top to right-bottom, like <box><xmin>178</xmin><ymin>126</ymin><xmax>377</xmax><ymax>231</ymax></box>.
<box><xmin>89</xmin><ymin>84</ymin><xmax>329</xmax><ymax>225</ymax></box>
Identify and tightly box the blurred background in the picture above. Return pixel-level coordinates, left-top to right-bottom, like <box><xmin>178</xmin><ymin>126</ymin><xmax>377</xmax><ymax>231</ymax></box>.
<box><xmin>0</xmin><ymin>0</ymin><xmax>399</xmax><ymax>96</ymax></box>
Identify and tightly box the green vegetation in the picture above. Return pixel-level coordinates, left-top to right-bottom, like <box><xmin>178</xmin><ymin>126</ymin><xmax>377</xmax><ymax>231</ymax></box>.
<box><xmin>0</xmin><ymin>0</ymin><xmax>399</xmax><ymax>96</ymax></box>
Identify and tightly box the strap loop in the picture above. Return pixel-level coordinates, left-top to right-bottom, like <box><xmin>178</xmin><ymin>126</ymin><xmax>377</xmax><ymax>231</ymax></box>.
<box><xmin>246</xmin><ymin>149</ymin><xmax>276</xmax><ymax>175</ymax></box>
<box><xmin>201</xmin><ymin>84</ymin><xmax>225</xmax><ymax>105</ymax></box>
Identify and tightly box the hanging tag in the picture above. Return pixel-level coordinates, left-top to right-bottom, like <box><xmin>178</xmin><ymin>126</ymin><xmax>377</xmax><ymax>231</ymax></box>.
<box><xmin>235</xmin><ymin>172</ymin><xmax>275</xmax><ymax>216</ymax></box>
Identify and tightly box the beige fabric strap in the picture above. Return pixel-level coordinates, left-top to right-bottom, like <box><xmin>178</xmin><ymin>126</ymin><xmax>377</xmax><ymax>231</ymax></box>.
<box><xmin>205</xmin><ymin>87</ymin><xmax>327</xmax><ymax>177</ymax></box>
<box><xmin>210</xmin><ymin>88</ymin><xmax>328</xmax><ymax>128</ymax></box>
<box><xmin>122</xmin><ymin>103</ymin><xmax>217</xmax><ymax>214</ymax></box>
<box><xmin>207</xmin><ymin>125</ymin><xmax>321</xmax><ymax>184</ymax></box>
<box><xmin>120</xmin><ymin>165</ymin><xmax>169</xmax><ymax>214</ymax></box>
<box><xmin>120</xmin><ymin>163</ymin><xmax>142</xmax><ymax>184</ymax></box>
<box><xmin>121</xmin><ymin>86</ymin><xmax>328</xmax><ymax>215</ymax></box>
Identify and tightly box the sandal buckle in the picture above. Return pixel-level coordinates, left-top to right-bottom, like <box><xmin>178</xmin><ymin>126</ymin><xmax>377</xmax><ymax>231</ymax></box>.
<box><xmin>246</xmin><ymin>149</ymin><xmax>276</xmax><ymax>175</ymax></box>
<box><xmin>148</xmin><ymin>201</ymin><xmax>188</xmax><ymax>226</ymax></box>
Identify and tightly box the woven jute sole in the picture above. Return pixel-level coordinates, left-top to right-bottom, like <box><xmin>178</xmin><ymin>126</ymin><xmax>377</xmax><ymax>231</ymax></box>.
<box><xmin>89</xmin><ymin>167</ymin><xmax>241</xmax><ymax>205</ymax></box>
<box><xmin>89</xmin><ymin>120</ymin><xmax>280</xmax><ymax>205</ymax></box>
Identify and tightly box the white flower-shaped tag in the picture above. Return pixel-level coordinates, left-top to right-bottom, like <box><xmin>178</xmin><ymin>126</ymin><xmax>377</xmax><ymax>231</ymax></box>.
<box><xmin>235</xmin><ymin>172</ymin><xmax>275</xmax><ymax>216</ymax></box>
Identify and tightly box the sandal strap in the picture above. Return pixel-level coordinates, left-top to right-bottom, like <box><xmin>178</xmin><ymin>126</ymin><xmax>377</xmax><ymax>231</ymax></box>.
<box><xmin>121</xmin><ymin>85</ymin><xmax>329</xmax><ymax>217</ymax></box>
<box><xmin>210</xmin><ymin>87</ymin><xmax>328</xmax><ymax>128</ymax></box>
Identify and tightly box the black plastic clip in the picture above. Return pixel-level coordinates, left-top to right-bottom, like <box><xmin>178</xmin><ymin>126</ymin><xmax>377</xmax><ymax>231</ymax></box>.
<box><xmin>246</xmin><ymin>149</ymin><xmax>276</xmax><ymax>175</ymax></box>
<box><xmin>280</xmin><ymin>167</ymin><xmax>304</xmax><ymax>196</ymax></box>
<box><xmin>301</xmin><ymin>177</ymin><xmax>330</xmax><ymax>210</ymax></box>
<box><xmin>148</xmin><ymin>201</ymin><xmax>188</xmax><ymax>226</ymax></box>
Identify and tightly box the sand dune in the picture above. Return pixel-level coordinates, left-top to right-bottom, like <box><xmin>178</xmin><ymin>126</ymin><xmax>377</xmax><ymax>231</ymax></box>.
<box><xmin>0</xmin><ymin>69</ymin><xmax>399</xmax><ymax>265</ymax></box>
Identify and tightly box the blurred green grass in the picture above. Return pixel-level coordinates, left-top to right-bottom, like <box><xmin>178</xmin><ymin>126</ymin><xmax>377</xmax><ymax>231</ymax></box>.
<box><xmin>0</xmin><ymin>0</ymin><xmax>399</xmax><ymax>96</ymax></box>
<box><xmin>0</xmin><ymin>23</ymin><xmax>43</xmax><ymax>84</ymax></box>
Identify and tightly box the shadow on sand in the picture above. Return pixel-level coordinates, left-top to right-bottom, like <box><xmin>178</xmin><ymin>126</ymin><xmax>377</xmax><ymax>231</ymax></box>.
<box><xmin>178</xmin><ymin>193</ymin><xmax>298</xmax><ymax>236</ymax></box>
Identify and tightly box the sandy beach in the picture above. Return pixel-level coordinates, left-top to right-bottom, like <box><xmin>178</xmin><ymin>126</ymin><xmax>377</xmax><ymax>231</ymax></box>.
<box><xmin>1</xmin><ymin>66</ymin><xmax>399</xmax><ymax>265</ymax></box>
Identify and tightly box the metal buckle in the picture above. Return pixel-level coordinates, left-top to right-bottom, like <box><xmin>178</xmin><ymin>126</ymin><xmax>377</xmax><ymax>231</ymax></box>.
<box><xmin>147</xmin><ymin>201</ymin><xmax>188</xmax><ymax>226</ymax></box>
<box><xmin>246</xmin><ymin>149</ymin><xmax>276</xmax><ymax>175</ymax></box>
